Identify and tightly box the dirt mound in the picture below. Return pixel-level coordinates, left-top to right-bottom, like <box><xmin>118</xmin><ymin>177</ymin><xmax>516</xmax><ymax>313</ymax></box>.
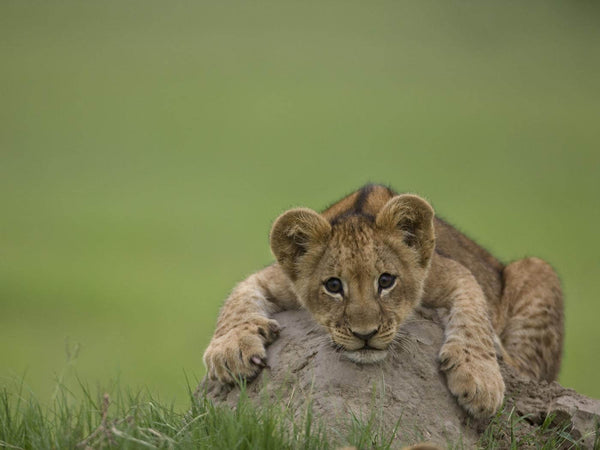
<box><xmin>200</xmin><ymin>308</ymin><xmax>599</xmax><ymax>448</ymax></box>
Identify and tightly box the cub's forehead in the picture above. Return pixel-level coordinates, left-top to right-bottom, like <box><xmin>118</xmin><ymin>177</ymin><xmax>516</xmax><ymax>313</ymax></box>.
<box><xmin>325</xmin><ymin>216</ymin><xmax>391</xmax><ymax>265</ymax></box>
<box><xmin>330</xmin><ymin>216</ymin><xmax>377</xmax><ymax>247</ymax></box>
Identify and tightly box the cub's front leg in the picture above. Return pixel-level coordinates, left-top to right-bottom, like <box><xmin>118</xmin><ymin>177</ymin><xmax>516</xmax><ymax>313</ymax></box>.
<box><xmin>424</xmin><ymin>254</ymin><xmax>505</xmax><ymax>418</ymax></box>
<box><xmin>203</xmin><ymin>264</ymin><xmax>298</xmax><ymax>384</ymax></box>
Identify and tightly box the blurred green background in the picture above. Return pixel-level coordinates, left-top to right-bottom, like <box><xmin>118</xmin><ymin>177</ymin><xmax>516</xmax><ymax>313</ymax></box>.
<box><xmin>1</xmin><ymin>1</ymin><xmax>599</xmax><ymax>407</ymax></box>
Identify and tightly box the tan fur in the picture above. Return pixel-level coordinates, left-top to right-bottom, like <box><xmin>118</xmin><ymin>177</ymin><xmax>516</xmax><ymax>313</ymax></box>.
<box><xmin>203</xmin><ymin>185</ymin><xmax>564</xmax><ymax>418</ymax></box>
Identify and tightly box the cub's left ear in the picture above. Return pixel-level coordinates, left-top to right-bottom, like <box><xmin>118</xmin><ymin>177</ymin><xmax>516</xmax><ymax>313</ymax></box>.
<box><xmin>270</xmin><ymin>208</ymin><xmax>332</xmax><ymax>281</ymax></box>
<box><xmin>375</xmin><ymin>194</ymin><xmax>435</xmax><ymax>267</ymax></box>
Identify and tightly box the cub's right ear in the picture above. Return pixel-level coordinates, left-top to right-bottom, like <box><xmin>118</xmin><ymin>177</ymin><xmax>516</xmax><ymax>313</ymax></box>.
<box><xmin>270</xmin><ymin>208</ymin><xmax>331</xmax><ymax>280</ymax></box>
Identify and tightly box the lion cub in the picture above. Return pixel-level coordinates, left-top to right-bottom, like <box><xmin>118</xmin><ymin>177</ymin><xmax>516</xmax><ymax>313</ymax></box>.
<box><xmin>203</xmin><ymin>185</ymin><xmax>563</xmax><ymax>418</ymax></box>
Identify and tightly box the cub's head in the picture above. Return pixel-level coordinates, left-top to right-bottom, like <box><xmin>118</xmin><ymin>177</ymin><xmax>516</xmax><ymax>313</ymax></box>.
<box><xmin>270</xmin><ymin>195</ymin><xmax>435</xmax><ymax>364</ymax></box>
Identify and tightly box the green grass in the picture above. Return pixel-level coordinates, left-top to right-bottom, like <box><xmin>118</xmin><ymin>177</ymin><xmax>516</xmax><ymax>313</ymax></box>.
<box><xmin>1</xmin><ymin>0</ymin><xmax>599</xmax><ymax>409</ymax></box>
<box><xmin>1</xmin><ymin>375</ymin><xmax>595</xmax><ymax>450</ymax></box>
<box><xmin>0</xmin><ymin>376</ymin><xmax>330</xmax><ymax>450</ymax></box>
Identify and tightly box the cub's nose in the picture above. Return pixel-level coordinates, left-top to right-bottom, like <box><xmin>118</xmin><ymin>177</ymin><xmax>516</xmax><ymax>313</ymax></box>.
<box><xmin>351</xmin><ymin>329</ymin><xmax>378</xmax><ymax>342</ymax></box>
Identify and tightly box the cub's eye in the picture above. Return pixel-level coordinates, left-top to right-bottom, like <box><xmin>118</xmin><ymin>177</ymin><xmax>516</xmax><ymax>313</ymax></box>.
<box><xmin>324</xmin><ymin>277</ymin><xmax>343</xmax><ymax>294</ymax></box>
<box><xmin>378</xmin><ymin>273</ymin><xmax>396</xmax><ymax>290</ymax></box>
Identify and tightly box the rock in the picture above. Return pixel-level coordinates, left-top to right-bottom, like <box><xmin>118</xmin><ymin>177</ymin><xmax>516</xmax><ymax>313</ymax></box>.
<box><xmin>199</xmin><ymin>308</ymin><xmax>600</xmax><ymax>448</ymax></box>
<box><xmin>548</xmin><ymin>395</ymin><xmax>600</xmax><ymax>447</ymax></box>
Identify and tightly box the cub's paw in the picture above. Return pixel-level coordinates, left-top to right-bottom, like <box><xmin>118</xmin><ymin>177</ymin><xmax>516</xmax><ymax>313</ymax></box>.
<box><xmin>203</xmin><ymin>318</ymin><xmax>280</xmax><ymax>385</ymax></box>
<box><xmin>439</xmin><ymin>342</ymin><xmax>505</xmax><ymax>418</ymax></box>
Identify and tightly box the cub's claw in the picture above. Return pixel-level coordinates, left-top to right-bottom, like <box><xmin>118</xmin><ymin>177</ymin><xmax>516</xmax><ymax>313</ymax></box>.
<box><xmin>251</xmin><ymin>355</ymin><xmax>267</xmax><ymax>367</ymax></box>
<box><xmin>257</xmin><ymin>320</ymin><xmax>281</xmax><ymax>343</ymax></box>
<box><xmin>438</xmin><ymin>355</ymin><xmax>456</xmax><ymax>371</ymax></box>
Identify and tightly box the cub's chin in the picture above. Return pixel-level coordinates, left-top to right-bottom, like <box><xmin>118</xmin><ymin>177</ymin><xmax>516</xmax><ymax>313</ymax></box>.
<box><xmin>343</xmin><ymin>348</ymin><xmax>388</xmax><ymax>364</ymax></box>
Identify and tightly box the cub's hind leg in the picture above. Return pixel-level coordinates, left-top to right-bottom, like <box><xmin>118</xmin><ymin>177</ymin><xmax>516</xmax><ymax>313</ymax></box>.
<box><xmin>498</xmin><ymin>257</ymin><xmax>564</xmax><ymax>381</ymax></box>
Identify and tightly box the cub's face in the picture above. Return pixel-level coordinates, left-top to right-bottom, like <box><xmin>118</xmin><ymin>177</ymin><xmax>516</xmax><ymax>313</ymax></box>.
<box><xmin>270</xmin><ymin>195</ymin><xmax>435</xmax><ymax>364</ymax></box>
